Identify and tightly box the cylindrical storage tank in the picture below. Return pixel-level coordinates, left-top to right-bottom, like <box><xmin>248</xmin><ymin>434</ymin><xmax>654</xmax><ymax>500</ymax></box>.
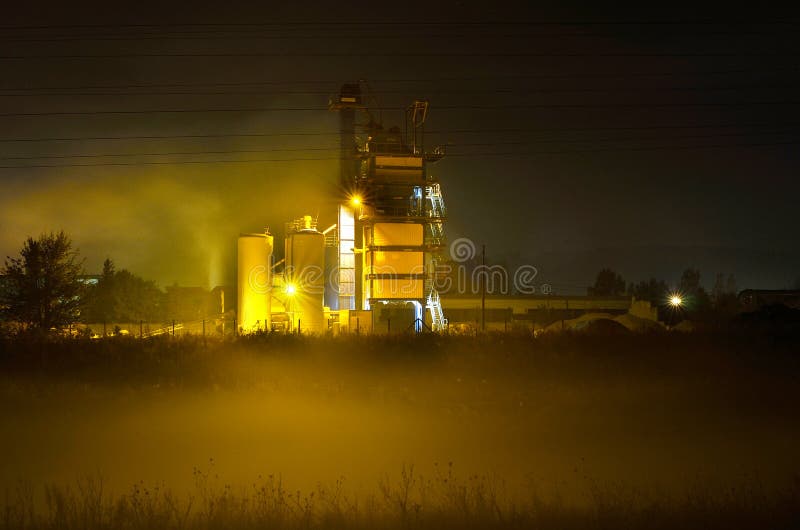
<box><xmin>237</xmin><ymin>233</ymin><xmax>273</xmax><ymax>333</ymax></box>
<box><xmin>285</xmin><ymin>228</ymin><xmax>325</xmax><ymax>334</ymax></box>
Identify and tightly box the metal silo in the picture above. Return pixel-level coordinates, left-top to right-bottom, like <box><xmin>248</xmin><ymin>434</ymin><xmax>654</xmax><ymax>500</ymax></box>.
<box><xmin>237</xmin><ymin>232</ymin><xmax>273</xmax><ymax>333</ymax></box>
<box><xmin>285</xmin><ymin>216</ymin><xmax>326</xmax><ymax>334</ymax></box>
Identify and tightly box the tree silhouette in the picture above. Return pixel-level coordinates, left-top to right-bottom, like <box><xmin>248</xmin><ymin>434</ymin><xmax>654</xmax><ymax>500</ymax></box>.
<box><xmin>678</xmin><ymin>267</ymin><xmax>712</xmax><ymax>315</ymax></box>
<box><xmin>588</xmin><ymin>268</ymin><xmax>626</xmax><ymax>296</ymax></box>
<box><xmin>1</xmin><ymin>231</ymin><xmax>85</xmax><ymax>331</ymax></box>
<box><xmin>679</xmin><ymin>267</ymin><xmax>702</xmax><ymax>294</ymax></box>
<box><xmin>628</xmin><ymin>277</ymin><xmax>669</xmax><ymax>303</ymax></box>
<box><xmin>83</xmin><ymin>258</ymin><xmax>165</xmax><ymax>323</ymax></box>
<box><xmin>712</xmin><ymin>272</ymin><xmax>740</xmax><ymax>316</ymax></box>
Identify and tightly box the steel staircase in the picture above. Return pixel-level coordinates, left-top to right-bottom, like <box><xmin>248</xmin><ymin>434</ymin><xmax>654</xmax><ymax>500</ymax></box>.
<box><xmin>427</xmin><ymin>289</ymin><xmax>448</xmax><ymax>332</ymax></box>
<box><xmin>426</xmin><ymin>184</ymin><xmax>446</xmax><ymax>246</ymax></box>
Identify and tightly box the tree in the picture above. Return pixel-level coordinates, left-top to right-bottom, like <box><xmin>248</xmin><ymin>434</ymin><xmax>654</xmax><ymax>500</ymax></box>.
<box><xmin>110</xmin><ymin>269</ymin><xmax>165</xmax><ymax>322</ymax></box>
<box><xmin>83</xmin><ymin>258</ymin><xmax>116</xmax><ymax>323</ymax></box>
<box><xmin>627</xmin><ymin>277</ymin><xmax>670</xmax><ymax>321</ymax></box>
<box><xmin>0</xmin><ymin>231</ymin><xmax>85</xmax><ymax>331</ymax></box>
<box><xmin>725</xmin><ymin>273</ymin><xmax>737</xmax><ymax>296</ymax></box>
<box><xmin>628</xmin><ymin>277</ymin><xmax>669</xmax><ymax>302</ymax></box>
<box><xmin>678</xmin><ymin>267</ymin><xmax>712</xmax><ymax>316</ymax></box>
<box><xmin>711</xmin><ymin>272</ymin><xmax>729</xmax><ymax>301</ymax></box>
<box><xmin>82</xmin><ymin>259</ymin><xmax>165</xmax><ymax>323</ymax></box>
<box><xmin>711</xmin><ymin>272</ymin><xmax>740</xmax><ymax>316</ymax></box>
<box><xmin>679</xmin><ymin>267</ymin><xmax>702</xmax><ymax>295</ymax></box>
<box><xmin>588</xmin><ymin>268</ymin><xmax>626</xmax><ymax>296</ymax></box>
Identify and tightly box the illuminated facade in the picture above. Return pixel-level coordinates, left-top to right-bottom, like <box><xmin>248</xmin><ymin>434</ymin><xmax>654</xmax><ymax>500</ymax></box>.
<box><xmin>329</xmin><ymin>82</ymin><xmax>447</xmax><ymax>332</ymax></box>
<box><xmin>236</xmin><ymin>82</ymin><xmax>447</xmax><ymax>334</ymax></box>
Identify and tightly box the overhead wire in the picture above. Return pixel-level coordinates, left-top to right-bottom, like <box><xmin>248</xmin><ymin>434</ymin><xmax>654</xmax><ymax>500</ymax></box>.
<box><xmin>1</xmin><ymin>21</ymin><xmax>797</xmax><ymax>167</ymax></box>
<box><xmin>3</xmin><ymin>123</ymin><xmax>800</xmax><ymax>144</ymax></box>
<box><xmin>0</xmin><ymin>140</ymin><xmax>795</xmax><ymax>170</ymax></box>
<box><xmin>3</xmin><ymin>26</ymin><xmax>800</xmax><ymax>42</ymax></box>
<box><xmin>3</xmin><ymin>51</ymin><xmax>800</xmax><ymax>59</ymax></box>
<box><xmin>3</xmin><ymin>130</ymin><xmax>799</xmax><ymax>161</ymax></box>
<box><xmin>2</xmin><ymin>20</ymin><xmax>800</xmax><ymax>30</ymax></box>
<box><xmin>1</xmin><ymin>83</ymin><xmax>799</xmax><ymax>97</ymax></box>
<box><xmin>3</xmin><ymin>100</ymin><xmax>800</xmax><ymax>118</ymax></box>
<box><xmin>3</xmin><ymin>68</ymin><xmax>798</xmax><ymax>92</ymax></box>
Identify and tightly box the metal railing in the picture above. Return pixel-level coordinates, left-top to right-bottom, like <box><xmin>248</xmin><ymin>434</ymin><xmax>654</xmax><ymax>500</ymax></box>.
<box><xmin>427</xmin><ymin>289</ymin><xmax>448</xmax><ymax>332</ymax></box>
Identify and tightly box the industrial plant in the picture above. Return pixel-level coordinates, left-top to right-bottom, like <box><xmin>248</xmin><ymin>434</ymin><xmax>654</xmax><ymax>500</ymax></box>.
<box><xmin>237</xmin><ymin>82</ymin><xmax>448</xmax><ymax>334</ymax></box>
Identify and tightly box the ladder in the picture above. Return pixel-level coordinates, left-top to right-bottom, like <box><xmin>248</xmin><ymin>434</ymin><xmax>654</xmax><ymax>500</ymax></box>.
<box><xmin>425</xmin><ymin>184</ymin><xmax>446</xmax><ymax>246</ymax></box>
<box><xmin>427</xmin><ymin>289</ymin><xmax>448</xmax><ymax>332</ymax></box>
<box><xmin>426</xmin><ymin>184</ymin><xmax>446</xmax><ymax>218</ymax></box>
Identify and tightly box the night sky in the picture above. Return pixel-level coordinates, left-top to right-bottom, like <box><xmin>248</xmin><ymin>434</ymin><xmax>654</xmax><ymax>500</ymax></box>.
<box><xmin>2</xmin><ymin>3</ymin><xmax>799</xmax><ymax>292</ymax></box>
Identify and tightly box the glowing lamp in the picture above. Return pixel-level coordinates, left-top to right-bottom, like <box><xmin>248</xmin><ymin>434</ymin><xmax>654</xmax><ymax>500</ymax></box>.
<box><xmin>670</xmin><ymin>295</ymin><xmax>683</xmax><ymax>307</ymax></box>
<box><xmin>285</xmin><ymin>283</ymin><xmax>297</xmax><ymax>296</ymax></box>
<box><xmin>350</xmin><ymin>195</ymin><xmax>362</xmax><ymax>206</ymax></box>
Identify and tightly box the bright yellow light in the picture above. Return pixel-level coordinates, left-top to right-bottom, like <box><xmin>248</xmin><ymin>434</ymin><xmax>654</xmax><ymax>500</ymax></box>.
<box><xmin>350</xmin><ymin>195</ymin><xmax>362</xmax><ymax>206</ymax></box>
<box><xmin>285</xmin><ymin>283</ymin><xmax>297</xmax><ymax>296</ymax></box>
<box><xmin>670</xmin><ymin>295</ymin><xmax>683</xmax><ymax>307</ymax></box>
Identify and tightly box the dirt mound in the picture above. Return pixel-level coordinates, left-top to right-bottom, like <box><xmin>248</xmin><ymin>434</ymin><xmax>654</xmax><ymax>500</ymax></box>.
<box><xmin>614</xmin><ymin>313</ymin><xmax>664</xmax><ymax>332</ymax></box>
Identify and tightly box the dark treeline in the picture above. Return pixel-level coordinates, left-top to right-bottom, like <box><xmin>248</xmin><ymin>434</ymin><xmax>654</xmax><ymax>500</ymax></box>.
<box><xmin>82</xmin><ymin>258</ymin><xmax>166</xmax><ymax>324</ymax></box>
<box><xmin>589</xmin><ymin>266</ymin><xmax>742</xmax><ymax>321</ymax></box>
<box><xmin>1</xmin><ymin>232</ymin><xmax>179</xmax><ymax>333</ymax></box>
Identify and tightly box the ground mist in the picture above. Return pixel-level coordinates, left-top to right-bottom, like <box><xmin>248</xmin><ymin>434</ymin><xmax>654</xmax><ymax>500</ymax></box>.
<box><xmin>1</xmin><ymin>331</ymin><xmax>798</xmax><ymax>528</ymax></box>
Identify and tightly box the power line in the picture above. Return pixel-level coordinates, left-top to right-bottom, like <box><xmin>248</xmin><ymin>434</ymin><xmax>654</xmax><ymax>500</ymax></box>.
<box><xmin>0</xmin><ymin>146</ymin><xmax>345</xmax><ymax>161</ymax></box>
<box><xmin>459</xmin><ymin>140</ymin><xmax>798</xmax><ymax>156</ymax></box>
<box><xmin>4</xmin><ymin>130</ymin><xmax>799</xmax><ymax>162</ymax></box>
<box><xmin>2</xmin><ymin>20</ymin><xmax>799</xmax><ymax>31</ymax></box>
<box><xmin>0</xmin><ymin>140</ymin><xmax>794</xmax><ymax>170</ymax></box>
<box><xmin>3</xmin><ymin>123</ymin><xmax>800</xmax><ymax>143</ymax></box>
<box><xmin>4</xmin><ymin>28</ymin><xmax>800</xmax><ymax>43</ymax></box>
<box><xmin>2</xmin><ymin>68</ymin><xmax>795</xmax><ymax>91</ymax></box>
<box><xmin>0</xmin><ymin>146</ymin><xmax>339</xmax><ymax>161</ymax></box>
<box><xmin>3</xmin><ymin>51</ymin><xmax>799</xmax><ymax>59</ymax></box>
<box><xmin>0</xmin><ymin>131</ymin><xmax>340</xmax><ymax>143</ymax></box>
<box><xmin>4</xmin><ymin>101</ymin><xmax>800</xmax><ymax>118</ymax></box>
<box><xmin>2</xmin><ymin>84</ymin><xmax>798</xmax><ymax>98</ymax></box>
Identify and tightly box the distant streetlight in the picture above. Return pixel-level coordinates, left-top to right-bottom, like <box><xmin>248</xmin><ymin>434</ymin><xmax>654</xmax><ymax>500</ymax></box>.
<box><xmin>282</xmin><ymin>282</ymin><xmax>298</xmax><ymax>333</ymax></box>
<box><xmin>669</xmin><ymin>295</ymin><xmax>683</xmax><ymax>307</ymax></box>
<box><xmin>350</xmin><ymin>195</ymin><xmax>362</xmax><ymax>207</ymax></box>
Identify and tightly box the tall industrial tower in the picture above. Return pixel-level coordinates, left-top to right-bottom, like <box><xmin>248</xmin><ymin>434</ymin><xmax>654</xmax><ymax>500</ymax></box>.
<box><xmin>329</xmin><ymin>82</ymin><xmax>447</xmax><ymax>331</ymax></box>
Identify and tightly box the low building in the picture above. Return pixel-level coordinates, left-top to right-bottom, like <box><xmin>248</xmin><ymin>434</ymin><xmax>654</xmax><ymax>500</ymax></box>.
<box><xmin>738</xmin><ymin>289</ymin><xmax>800</xmax><ymax>311</ymax></box>
<box><xmin>440</xmin><ymin>294</ymin><xmax>658</xmax><ymax>331</ymax></box>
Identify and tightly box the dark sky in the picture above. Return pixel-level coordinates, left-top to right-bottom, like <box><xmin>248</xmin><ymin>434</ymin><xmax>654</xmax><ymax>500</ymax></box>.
<box><xmin>2</xmin><ymin>2</ymin><xmax>799</xmax><ymax>292</ymax></box>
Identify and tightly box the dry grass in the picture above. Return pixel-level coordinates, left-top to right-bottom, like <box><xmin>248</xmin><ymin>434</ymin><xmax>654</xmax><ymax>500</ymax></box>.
<box><xmin>3</xmin><ymin>465</ymin><xmax>799</xmax><ymax>529</ymax></box>
<box><xmin>1</xmin><ymin>330</ymin><xmax>799</xmax><ymax>528</ymax></box>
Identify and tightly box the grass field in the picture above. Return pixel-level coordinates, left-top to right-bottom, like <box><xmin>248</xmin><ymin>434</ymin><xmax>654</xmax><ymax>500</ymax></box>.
<box><xmin>1</xmin><ymin>330</ymin><xmax>798</xmax><ymax>528</ymax></box>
